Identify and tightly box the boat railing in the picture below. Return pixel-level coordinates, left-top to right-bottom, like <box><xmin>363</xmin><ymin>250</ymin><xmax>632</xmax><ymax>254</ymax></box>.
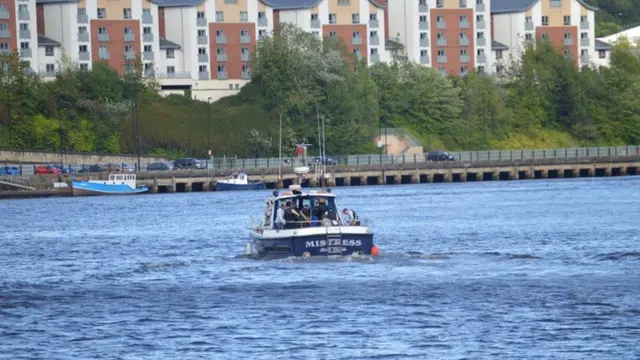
<box><xmin>271</xmin><ymin>218</ymin><xmax>372</xmax><ymax>229</ymax></box>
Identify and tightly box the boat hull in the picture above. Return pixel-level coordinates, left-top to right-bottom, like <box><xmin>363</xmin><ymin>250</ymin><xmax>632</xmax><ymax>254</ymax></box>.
<box><xmin>248</xmin><ymin>227</ymin><xmax>374</xmax><ymax>258</ymax></box>
<box><xmin>216</xmin><ymin>181</ymin><xmax>265</xmax><ymax>191</ymax></box>
<box><xmin>72</xmin><ymin>181</ymin><xmax>149</xmax><ymax>196</ymax></box>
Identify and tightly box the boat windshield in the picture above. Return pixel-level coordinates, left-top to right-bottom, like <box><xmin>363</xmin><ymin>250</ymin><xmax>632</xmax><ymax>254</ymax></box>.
<box><xmin>273</xmin><ymin>194</ymin><xmax>338</xmax><ymax>228</ymax></box>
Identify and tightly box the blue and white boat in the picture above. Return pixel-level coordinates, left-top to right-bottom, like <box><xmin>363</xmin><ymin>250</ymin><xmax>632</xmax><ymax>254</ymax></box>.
<box><xmin>246</xmin><ymin>185</ymin><xmax>376</xmax><ymax>258</ymax></box>
<box><xmin>215</xmin><ymin>172</ymin><xmax>265</xmax><ymax>191</ymax></box>
<box><xmin>72</xmin><ymin>173</ymin><xmax>149</xmax><ymax>196</ymax></box>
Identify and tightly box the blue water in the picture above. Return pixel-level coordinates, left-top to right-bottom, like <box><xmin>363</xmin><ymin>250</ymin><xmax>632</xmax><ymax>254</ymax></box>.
<box><xmin>1</xmin><ymin>177</ymin><xmax>639</xmax><ymax>359</ymax></box>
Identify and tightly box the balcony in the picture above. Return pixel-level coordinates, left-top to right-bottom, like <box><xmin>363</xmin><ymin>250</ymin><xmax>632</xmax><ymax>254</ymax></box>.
<box><xmin>19</xmin><ymin>29</ymin><xmax>31</xmax><ymax>39</ymax></box>
<box><xmin>437</xmin><ymin>38</ymin><xmax>446</xmax><ymax>46</ymax></box>
<box><xmin>0</xmin><ymin>49</ymin><xmax>10</xmax><ymax>56</ymax></box>
<box><xmin>0</xmin><ymin>30</ymin><xmax>9</xmax><ymax>38</ymax></box>
<box><xmin>580</xmin><ymin>20</ymin><xmax>589</xmax><ymax>30</ymax></box>
<box><xmin>40</xmin><ymin>69</ymin><xmax>57</xmax><ymax>77</ymax></box>
<box><xmin>525</xmin><ymin>21</ymin><xmax>534</xmax><ymax>31</ymax></box>
<box><xmin>198</xmin><ymin>35</ymin><xmax>208</xmax><ymax>45</ymax></box>
<box><xmin>77</xmin><ymin>14</ymin><xmax>88</xmax><ymax>24</ymax></box>
<box><xmin>258</xmin><ymin>17</ymin><xmax>268</xmax><ymax>27</ymax></box>
<box><xmin>98</xmin><ymin>33</ymin><xmax>109</xmax><ymax>42</ymax></box>
<box><xmin>525</xmin><ymin>38</ymin><xmax>534</xmax><ymax>46</ymax></box>
<box><xmin>241</xmin><ymin>35</ymin><xmax>251</xmax><ymax>44</ymax></box>
<box><xmin>459</xmin><ymin>37</ymin><xmax>469</xmax><ymax>46</ymax></box>
<box><xmin>124</xmin><ymin>33</ymin><xmax>134</xmax><ymax>42</ymax></box>
<box><xmin>143</xmin><ymin>51</ymin><xmax>154</xmax><ymax>61</ymax></box>
<box><xmin>477</xmin><ymin>53</ymin><xmax>486</xmax><ymax>63</ymax></box>
<box><xmin>242</xmin><ymin>71</ymin><xmax>251</xmax><ymax>80</ymax></box>
<box><xmin>437</xmin><ymin>21</ymin><xmax>446</xmax><ymax>29</ymax></box>
<box><xmin>437</xmin><ymin>55</ymin><xmax>447</xmax><ymax>63</ymax></box>
<box><xmin>564</xmin><ymin>38</ymin><xmax>574</xmax><ymax>46</ymax></box>
<box><xmin>125</xmin><ymin>51</ymin><xmax>135</xmax><ymax>60</ymax></box>
<box><xmin>142</xmin><ymin>13</ymin><xmax>153</xmax><ymax>24</ymax></box>
<box><xmin>98</xmin><ymin>51</ymin><xmax>110</xmax><ymax>60</ymax></box>
<box><xmin>580</xmin><ymin>54</ymin><xmax>590</xmax><ymax>63</ymax></box>
<box><xmin>217</xmin><ymin>53</ymin><xmax>227</xmax><ymax>62</ymax></box>
<box><xmin>311</xmin><ymin>19</ymin><xmax>320</xmax><ymax>29</ymax></box>
<box><xmin>460</xmin><ymin>20</ymin><xmax>469</xmax><ymax>29</ymax></box>
<box><xmin>143</xmin><ymin>33</ymin><xmax>153</xmax><ymax>42</ymax></box>
<box><xmin>19</xmin><ymin>11</ymin><xmax>30</xmax><ymax>21</ymax></box>
<box><xmin>420</xmin><ymin>55</ymin><xmax>429</xmax><ymax>64</ymax></box>
<box><xmin>419</xmin><ymin>4</ymin><xmax>428</xmax><ymax>12</ymax></box>
<box><xmin>157</xmin><ymin>71</ymin><xmax>192</xmax><ymax>79</ymax></box>
<box><xmin>216</xmin><ymin>35</ymin><xmax>227</xmax><ymax>44</ymax></box>
<box><xmin>20</xmin><ymin>48</ymin><xmax>31</xmax><ymax>57</ymax></box>
<box><xmin>460</xmin><ymin>54</ymin><xmax>469</xmax><ymax>63</ymax></box>
<box><xmin>369</xmin><ymin>19</ymin><xmax>379</xmax><ymax>28</ymax></box>
<box><xmin>197</xmin><ymin>18</ymin><xmax>207</xmax><ymax>27</ymax></box>
<box><xmin>352</xmin><ymin>36</ymin><xmax>362</xmax><ymax>45</ymax></box>
<box><xmin>370</xmin><ymin>36</ymin><xmax>379</xmax><ymax>46</ymax></box>
<box><xmin>241</xmin><ymin>52</ymin><xmax>249</xmax><ymax>61</ymax></box>
<box><xmin>144</xmin><ymin>69</ymin><xmax>155</xmax><ymax>77</ymax></box>
<box><xmin>476</xmin><ymin>37</ymin><xmax>486</xmax><ymax>46</ymax></box>
<box><xmin>476</xmin><ymin>2</ymin><xmax>485</xmax><ymax>12</ymax></box>
<box><xmin>420</xmin><ymin>38</ymin><xmax>429</xmax><ymax>47</ymax></box>
<box><xmin>370</xmin><ymin>53</ymin><xmax>379</xmax><ymax>63</ymax></box>
<box><xmin>217</xmin><ymin>71</ymin><xmax>228</xmax><ymax>80</ymax></box>
<box><xmin>198</xmin><ymin>53</ymin><xmax>208</xmax><ymax>62</ymax></box>
<box><xmin>0</xmin><ymin>11</ymin><xmax>9</xmax><ymax>20</ymax></box>
<box><xmin>78</xmin><ymin>51</ymin><xmax>90</xmax><ymax>61</ymax></box>
<box><xmin>199</xmin><ymin>71</ymin><xmax>210</xmax><ymax>80</ymax></box>
<box><xmin>550</xmin><ymin>0</ymin><xmax>562</xmax><ymax>7</ymax></box>
<box><xmin>477</xmin><ymin>20</ymin><xmax>485</xmax><ymax>30</ymax></box>
<box><xmin>419</xmin><ymin>21</ymin><xmax>429</xmax><ymax>30</ymax></box>
<box><xmin>78</xmin><ymin>32</ymin><xmax>89</xmax><ymax>42</ymax></box>
<box><xmin>580</xmin><ymin>37</ymin><xmax>589</xmax><ymax>46</ymax></box>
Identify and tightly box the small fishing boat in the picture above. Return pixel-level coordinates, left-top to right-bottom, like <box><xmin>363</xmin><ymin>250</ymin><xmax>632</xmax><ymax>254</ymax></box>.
<box><xmin>246</xmin><ymin>185</ymin><xmax>377</xmax><ymax>258</ymax></box>
<box><xmin>72</xmin><ymin>173</ymin><xmax>149</xmax><ymax>196</ymax></box>
<box><xmin>215</xmin><ymin>172</ymin><xmax>265</xmax><ymax>191</ymax></box>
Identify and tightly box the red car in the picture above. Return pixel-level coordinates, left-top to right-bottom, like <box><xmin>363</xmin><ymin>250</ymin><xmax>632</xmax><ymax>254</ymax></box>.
<box><xmin>35</xmin><ymin>165</ymin><xmax>61</xmax><ymax>175</ymax></box>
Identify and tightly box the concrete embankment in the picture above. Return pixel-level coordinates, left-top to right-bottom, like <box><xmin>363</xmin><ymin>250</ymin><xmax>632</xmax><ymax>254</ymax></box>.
<box><xmin>1</xmin><ymin>155</ymin><xmax>638</xmax><ymax>199</ymax></box>
<box><xmin>0</xmin><ymin>149</ymin><xmax>165</xmax><ymax>166</ymax></box>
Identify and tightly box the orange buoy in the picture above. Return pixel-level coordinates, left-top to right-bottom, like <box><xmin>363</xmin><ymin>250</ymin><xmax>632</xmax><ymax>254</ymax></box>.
<box><xmin>371</xmin><ymin>245</ymin><xmax>380</xmax><ymax>257</ymax></box>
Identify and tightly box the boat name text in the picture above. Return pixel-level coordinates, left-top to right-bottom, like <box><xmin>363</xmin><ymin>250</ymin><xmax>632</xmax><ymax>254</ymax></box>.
<box><xmin>305</xmin><ymin>239</ymin><xmax>362</xmax><ymax>248</ymax></box>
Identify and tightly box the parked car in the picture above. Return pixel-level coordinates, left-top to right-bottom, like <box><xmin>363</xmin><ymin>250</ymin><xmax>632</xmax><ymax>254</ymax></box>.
<box><xmin>1</xmin><ymin>165</ymin><xmax>20</xmax><ymax>176</ymax></box>
<box><xmin>147</xmin><ymin>161</ymin><xmax>174</xmax><ymax>171</ymax></box>
<box><xmin>50</xmin><ymin>164</ymin><xmax>74</xmax><ymax>174</ymax></box>
<box><xmin>77</xmin><ymin>165</ymin><xmax>106</xmax><ymax>173</ymax></box>
<box><xmin>46</xmin><ymin>165</ymin><xmax>62</xmax><ymax>175</ymax></box>
<box><xmin>308</xmin><ymin>156</ymin><xmax>339</xmax><ymax>165</ymax></box>
<box><xmin>174</xmin><ymin>158</ymin><xmax>205</xmax><ymax>169</ymax></box>
<box><xmin>426</xmin><ymin>151</ymin><xmax>456</xmax><ymax>161</ymax></box>
<box><xmin>35</xmin><ymin>165</ymin><xmax>49</xmax><ymax>175</ymax></box>
<box><xmin>120</xmin><ymin>163</ymin><xmax>136</xmax><ymax>172</ymax></box>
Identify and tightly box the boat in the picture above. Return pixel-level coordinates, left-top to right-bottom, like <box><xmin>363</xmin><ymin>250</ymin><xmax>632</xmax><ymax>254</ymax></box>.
<box><xmin>246</xmin><ymin>184</ymin><xmax>377</xmax><ymax>258</ymax></box>
<box><xmin>215</xmin><ymin>172</ymin><xmax>266</xmax><ymax>191</ymax></box>
<box><xmin>72</xmin><ymin>173</ymin><xmax>149</xmax><ymax>196</ymax></box>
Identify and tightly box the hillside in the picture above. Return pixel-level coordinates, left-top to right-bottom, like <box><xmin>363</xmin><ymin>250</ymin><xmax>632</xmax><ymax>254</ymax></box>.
<box><xmin>594</xmin><ymin>0</ymin><xmax>640</xmax><ymax>37</ymax></box>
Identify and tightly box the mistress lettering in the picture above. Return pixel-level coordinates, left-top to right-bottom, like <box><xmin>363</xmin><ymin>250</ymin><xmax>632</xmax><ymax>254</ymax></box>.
<box><xmin>305</xmin><ymin>239</ymin><xmax>362</xmax><ymax>248</ymax></box>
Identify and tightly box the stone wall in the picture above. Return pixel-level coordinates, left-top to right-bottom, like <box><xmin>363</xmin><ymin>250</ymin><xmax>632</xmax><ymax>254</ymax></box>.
<box><xmin>0</xmin><ymin>150</ymin><xmax>166</xmax><ymax>165</ymax></box>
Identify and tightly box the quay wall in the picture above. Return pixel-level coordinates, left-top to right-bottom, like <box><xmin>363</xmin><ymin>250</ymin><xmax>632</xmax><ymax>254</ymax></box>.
<box><xmin>0</xmin><ymin>150</ymin><xmax>166</xmax><ymax>166</ymax></box>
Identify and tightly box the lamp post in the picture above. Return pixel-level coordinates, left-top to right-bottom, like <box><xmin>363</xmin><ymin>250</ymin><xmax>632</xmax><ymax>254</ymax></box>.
<box><xmin>376</xmin><ymin>73</ymin><xmax>382</xmax><ymax>162</ymax></box>
<box><xmin>207</xmin><ymin>97</ymin><xmax>212</xmax><ymax>170</ymax></box>
<box><xmin>56</xmin><ymin>95</ymin><xmax>63</xmax><ymax>167</ymax></box>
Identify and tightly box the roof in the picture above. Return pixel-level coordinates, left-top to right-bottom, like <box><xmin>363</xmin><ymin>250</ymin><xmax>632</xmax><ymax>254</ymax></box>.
<box><xmin>491</xmin><ymin>0</ymin><xmax>597</xmax><ymax>14</ymax></box>
<box><xmin>159</xmin><ymin>38</ymin><xmax>181</xmax><ymax>49</ymax></box>
<box><xmin>491</xmin><ymin>40</ymin><xmax>509</xmax><ymax>50</ymax></box>
<box><xmin>38</xmin><ymin>34</ymin><xmax>61</xmax><ymax>47</ymax></box>
<box><xmin>151</xmin><ymin>0</ymin><xmax>385</xmax><ymax>9</ymax></box>
<box><xmin>595</xmin><ymin>39</ymin><xmax>612</xmax><ymax>50</ymax></box>
<box><xmin>36</xmin><ymin>0</ymin><xmax>77</xmax><ymax>3</ymax></box>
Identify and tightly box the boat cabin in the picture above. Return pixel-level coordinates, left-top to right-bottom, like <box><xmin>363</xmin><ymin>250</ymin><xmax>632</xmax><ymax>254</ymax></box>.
<box><xmin>220</xmin><ymin>173</ymin><xmax>249</xmax><ymax>185</ymax></box>
<box><xmin>109</xmin><ymin>174</ymin><xmax>136</xmax><ymax>182</ymax></box>
<box><xmin>263</xmin><ymin>186</ymin><xmax>341</xmax><ymax>229</ymax></box>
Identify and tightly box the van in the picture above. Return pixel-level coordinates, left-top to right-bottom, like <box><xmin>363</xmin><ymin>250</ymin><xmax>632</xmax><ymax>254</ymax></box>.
<box><xmin>426</xmin><ymin>151</ymin><xmax>455</xmax><ymax>161</ymax></box>
<box><xmin>173</xmin><ymin>158</ymin><xmax>205</xmax><ymax>169</ymax></box>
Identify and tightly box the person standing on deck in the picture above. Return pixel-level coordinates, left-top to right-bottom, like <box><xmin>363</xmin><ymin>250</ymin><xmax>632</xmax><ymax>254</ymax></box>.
<box><xmin>342</xmin><ymin>208</ymin><xmax>360</xmax><ymax>226</ymax></box>
<box><xmin>275</xmin><ymin>202</ymin><xmax>286</xmax><ymax>229</ymax></box>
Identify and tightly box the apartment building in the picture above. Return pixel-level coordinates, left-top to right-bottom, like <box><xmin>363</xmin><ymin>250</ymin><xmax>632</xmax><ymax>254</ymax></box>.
<box><xmin>388</xmin><ymin>0</ymin><xmax>492</xmax><ymax>75</ymax></box>
<box><xmin>491</xmin><ymin>0</ymin><xmax>598</xmax><ymax>68</ymax></box>
<box><xmin>0</xmin><ymin>0</ymin><xmax>39</xmax><ymax>72</ymax></box>
<box><xmin>271</xmin><ymin>0</ymin><xmax>389</xmax><ymax>65</ymax></box>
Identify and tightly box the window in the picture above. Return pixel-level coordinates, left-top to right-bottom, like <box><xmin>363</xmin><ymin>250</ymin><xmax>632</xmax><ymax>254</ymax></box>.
<box><xmin>564</xmin><ymin>32</ymin><xmax>572</xmax><ymax>39</ymax></box>
<box><xmin>97</xmin><ymin>8</ymin><xmax>106</xmax><ymax>19</ymax></box>
<box><xmin>0</xmin><ymin>23</ymin><xmax>6</xmax><ymax>32</ymax></box>
<box><xmin>125</xmin><ymin>45</ymin><xmax>133</xmax><ymax>54</ymax></box>
<box><xmin>563</xmin><ymin>15</ymin><xmax>570</xmax><ymax>25</ymax></box>
<box><xmin>370</xmin><ymin>30</ymin><xmax>377</xmax><ymax>38</ymax></box>
<box><xmin>420</xmin><ymin>49</ymin><xmax>428</xmax><ymax>56</ymax></box>
<box><xmin>78</xmin><ymin>26</ymin><xmax>87</xmax><ymax>34</ymax></box>
<box><xmin>541</xmin><ymin>16</ymin><xmax>548</xmax><ymax>26</ymax></box>
<box><xmin>525</xmin><ymin>16</ymin><xmax>532</xmax><ymax>24</ymax></box>
<box><xmin>338</xmin><ymin>0</ymin><xmax>350</xmax><ymax>4</ymax></box>
<box><xmin>46</xmin><ymin>64</ymin><xmax>55</xmax><ymax>72</ymax></box>
<box><xmin>45</xmin><ymin>46</ymin><xmax>54</xmax><ymax>56</ymax></box>
<box><xmin>144</xmin><ymin>45</ymin><xmax>152</xmax><ymax>52</ymax></box>
<box><xmin>459</xmin><ymin>0</ymin><xmax>467</xmax><ymax>7</ymax></box>
<box><xmin>216</xmin><ymin>29</ymin><xmax>225</xmax><ymax>37</ymax></box>
<box><xmin>436</xmin><ymin>0</ymin><xmax>443</xmax><ymax>7</ymax></box>
<box><xmin>167</xmin><ymin>66</ymin><xmax>175</xmax><ymax>74</ymax></box>
<box><xmin>460</xmin><ymin>49</ymin><xmax>468</xmax><ymax>56</ymax></box>
<box><xmin>216</xmin><ymin>11</ymin><xmax>223</xmax><ymax>22</ymax></box>
<box><xmin>598</xmin><ymin>50</ymin><xmax>606</xmax><ymax>59</ymax></box>
<box><xmin>437</xmin><ymin>49</ymin><xmax>445</xmax><ymax>56</ymax></box>
<box><xmin>166</xmin><ymin>49</ymin><xmax>175</xmax><ymax>59</ymax></box>
<box><xmin>329</xmin><ymin>14</ymin><xmax>336</xmax><ymax>24</ymax></box>
<box><xmin>198</xmin><ymin>29</ymin><xmax>206</xmax><ymax>37</ymax></box>
<box><xmin>541</xmin><ymin>33</ymin><xmax>549</xmax><ymax>40</ymax></box>
<box><xmin>420</xmin><ymin>15</ymin><xmax>427</xmax><ymax>23</ymax></box>
<box><xmin>20</xmin><ymin>42</ymin><xmax>29</xmax><ymax>49</ymax></box>
<box><xmin>143</xmin><ymin>8</ymin><xmax>151</xmax><ymax>16</ymax></box>
<box><xmin>198</xmin><ymin>47</ymin><xmax>206</xmax><ymax>55</ymax></box>
<box><xmin>353</xmin><ymin>31</ymin><xmax>360</xmax><ymax>38</ymax></box>
<box><xmin>370</xmin><ymin>13</ymin><xmax>377</xmax><ymax>21</ymax></box>
<box><xmin>352</xmin><ymin>13</ymin><xmax>359</xmax><ymax>24</ymax></box>
<box><xmin>197</xmin><ymin>11</ymin><xmax>205</xmax><ymax>19</ymax></box>
<box><xmin>495</xmin><ymin>49</ymin><xmax>503</xmax><ymax>59</ymax></box>
<box><xmin>312</xmin><ymin>31</ymin><xmax>319</xmax><ymax>37</ymax></box>
<box><xmin>217</xmin><ymin>47</ymin><xmax>225</xmax><ymax>54</ymax></box>
<box><xmin>123</xmin><ymin>8</ymin><xmax>131</xmax><ymax>19</ymax></box>
<box><xmin>329</xmin><ymin>31</ymin><xmax>337</xmax><ymax>39</ymax></box>
<box><xmin>79</xmin><ymin>45</ymin><xmax>88</xmax><ymax>52</ymax></box>
<box><xmin>216</xmin><ymin>65</ymin><xmax>224</xmax><ymax>72</ymax></box>
<box><xmin>79</xmin><ymin>64</ymin><xmax>88</xmax><ymax>70</ymax></box>
<box><xmin>144</xmin><ymin>27</ymin><xmax>152</xmax><ymax>34</ymax></box>
<box><xmin>0</xmin><ymin>42</ymin><xmax>8</xmax><ymax>50</ymax></box>
<box><xmin>200</xmin><ymin>65</ymin><xmax>208</xmax><ymax>73</ymax></box>
<box><xmin>477</xmin><ymin>14</ymin><xmax>484</xmax><ymax>22</ymax></box>
<box><xmin>19</xmin><ymin>23</ymin><xmax>29</xmax><ymax>31</ymax></box>
<box><xmin>580</xmin><ymin>15</ymin><xmax>587</xmax><ymax>23</ymax></box>
<box><xmin>564</xmin><ymin>49</ymin><xmax>572</xmax><ymax>56</ymax></box>
<box><xmin>98</xmin><ymin>26</ymin><xmax>107</xmax><ymax>34</ymax></box>
<box><xmin>18</xmin><ymin>4</ymin><xmax>27</xmax><ymax>13</ymax></box>
<box><xmin>477</xmin><ymin>49</ymin><xmax>484</xmax><ymax>56</ymax></box>
<box><xmin>525</xmin><ymin>33</ymin><xmax>533</xmax><ymax>40</ymax></box>
<box><xmin>124</xmin><ymin>27</ymin><xmax>133</xmax><ymax>34</ymax></box>
<box><xmin>311</xmin><ymin>14</ymin><xmax>319</xmax><ymax>21</ymax></box>
<box><xmin>437</xmin><ymin>15</ymin><xmax>444</xmax><ymax>23</ymax></box>
<box><xmin>240</xmin><ymin>11</ymin><xmax>248</xmax><ymax>22</ymax></box>
<box><xmin>370</xmin><ymin>48</ymin><xmax>378</xmax><ymax>55</ymax></box>
<box><xmin>99</xmin><ymin>45</ymin><xmax>108</xmax><ymax>59</ymax></box>
<box><xmin>0</xmin><ymin>4</ymin><xmax>7</xmax><ymax>12</ymax></box>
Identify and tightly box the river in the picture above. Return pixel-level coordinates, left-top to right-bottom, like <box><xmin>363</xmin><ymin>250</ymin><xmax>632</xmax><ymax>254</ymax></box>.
<box><xmin>1</xmin><ymin>177</ymin><xmax>639</xmax><ymax>359</ymax></box>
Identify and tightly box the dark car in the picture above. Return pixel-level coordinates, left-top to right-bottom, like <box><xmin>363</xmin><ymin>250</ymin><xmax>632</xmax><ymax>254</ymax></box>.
<box><xmin>427</xmin><ymin>151</ymin><xmax>456</xmax><ymax>161</ymax></box>
<box><xmin>174</xmin><ymin>158</ymin><xmax>205</xmax><ymax>170</ymax></box>
<box><xmin>308</xmin><ymin>156</ymin><xmax>339</xmax><ymax>166</ymax></box>
<box><xmin>78</xmin><ymin>165</ymin><xmax>106</xmax><ymax>173</ymax></box>
<box><xmin>147</xmin><ymin>161</ymin><xmax>174</xmax><ymax>171</ymax></box>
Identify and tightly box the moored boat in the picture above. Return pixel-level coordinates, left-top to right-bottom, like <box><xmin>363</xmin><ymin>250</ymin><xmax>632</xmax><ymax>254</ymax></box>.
<box><xmin>72</xmin><ymin>173</ymin><xmax>149</xmax><ymax>196</ymax></box>
<box><xmin>247</xmin><ymin>185</ymin><xmax>377</xmax><ymax>258</ymax></box>
<box><xmin>215</xmin><ymin>172</ymin><xmax>265</xmax><ymax>191</ymax></box>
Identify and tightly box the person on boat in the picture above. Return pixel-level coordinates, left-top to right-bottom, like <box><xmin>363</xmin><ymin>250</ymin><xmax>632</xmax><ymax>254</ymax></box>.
<box><xmin>284</xmin><ymin>201</ymin><xmax>298</xmax><ymax>229</ymax></box>
<box><xmin>275</xmin><ymin>202</ymin><xmax>286</xmax><ymax>229</ymax></box>
<box><xmin>314</xmin><ymin>197</ymin><xmax>329</xmax><ymax>220</ymax></box>
<box><xmin>300</xmin><ymin>205</ymin><xmax>312</xmax><ymax>227</ymax></box>
<box><xmin>291</xmin><ymin>201</ymin><xmax>304</xmax><ymax>228</ymax></box>
<box><xmin>342</xmin><ymin>208</ymin><xmax>360</xmax><ymax>226</ymax></box>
